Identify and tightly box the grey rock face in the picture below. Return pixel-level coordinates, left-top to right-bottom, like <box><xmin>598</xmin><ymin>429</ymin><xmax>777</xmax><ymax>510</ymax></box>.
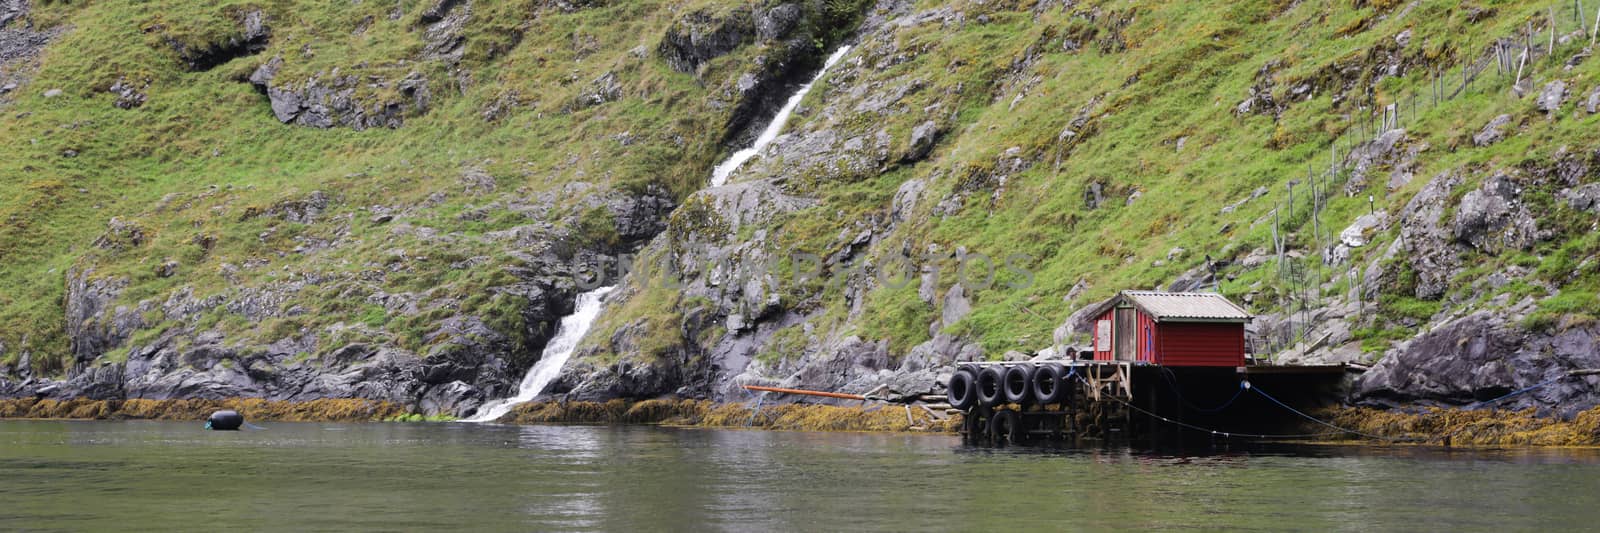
<box><xmin>65</xmin><ymin>269</ymin><xmax>138</xmax><ymax>367</ymax></box>
<box><xmin>1</xmin><ymin>0</ymin><xmax>25</xmax><ymax>28</ymax></box>
<box><xmin>1473</xmin><ymin>114</ymin><xmax>1512</xmax><ymax>147</ymax></box>
<box><xmin>21</xmin><ymin>252</ymin><xmax>595</xmax><ymax>416</ymax></box>
<box><xmin>419</xmin><ymin>0</ymin><xmax>464</xmax><ymax>23</ymax></box>
<box><xmin>420</xmin><ymin>0</ymin><xmax>470</xmax><ymax>64</ymax></box>
<box><xmin>904</xmin><ymin>120</ymin><xmax>940</xmax><ymax>161</ymax></box>
<box><xmin>108</xmin><ymin>77</ymin><xmax>148</xmax><ymax>109</ymax></box>
<box><xmin>605</xmin><ymin>186</ymin><xmax>676</xmax><ymax>242</ymax></box>
<box><xmin>1450</xmin><ymin>173</ymin><xmax>1539</xmax><ymax>253</ymax></box>
<box><xmin>0</xmin><ymin>0</ymin><xmax>60</xmax><ymax>106</ymax></box>
<box><xmin>1568</xmin><ymin>183</ymin><xmax>1600</xmax><ymax>213</ymax></box>
<box><xmin>756</xmin><ymin>4</ymin><xmax>803</xmax><ymax>41</ymax></box>
<box><xmin>1353</xmin><ymin>311</ymin><xmax>1600</xmax><ymax>418</ymax></box>
<box><xmin>574</xmin><ymin>71</ymin><xmax>622</xmax><ymax>109</ymax></box>
<box><xmin>1538</xmin><ymin>80</ymin><xmax>1568</xmax><ymax>113</ymax></box>
<box><xmin>1398</xmin><ymin>171</ymin><xmax>1461</xmax><ymax>300</ymax></box>
<box><xmin>249</xmin><ymin>56</ymin><xmax>431</xmax><ymax>130</ymax></box>
<box><xmin>658</xmin><ymin>7</ymin><xmax>759</xmax><ymax>74</ymax></box>
<box><xmin>1338</xmin><ymin>211</ymin><xmax>1387</xmax><ymax>248</ymax></box>
<box><xmin>1343</xmin><ymin>129</ymin><xmax>1416</xmax><ymax>193</ymax></box>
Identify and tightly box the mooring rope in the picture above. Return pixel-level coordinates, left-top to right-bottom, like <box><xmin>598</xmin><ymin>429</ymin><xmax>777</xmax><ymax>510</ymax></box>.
<box><xmin>1463</xmin><ymin>373</ymin><xmax>1571</xmax><ymax>410</ymax></box>
<box><xmin>1071</xmin><ymin>374</ymin><xmax>1341</xmax><ymax>440</ymax></box>
<box><xmin>1067</xmin><ymin>367</ymin><xmax>1593</xmax><ymax>443</ymax></box>
<box><xmin>1248</xmin><ymin>384</ymin><xmax>1409</xmax><ymax>442</ymax></box>
<box><xmin>1426</xmin><ymin>373</ymin><xmax>1580</xmax><ymax>443</ymax></box>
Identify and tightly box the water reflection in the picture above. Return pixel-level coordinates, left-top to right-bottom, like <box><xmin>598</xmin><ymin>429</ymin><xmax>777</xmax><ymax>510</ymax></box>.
<box><xmin>5</xmin><ymin>421</ymin><xmax>1600</xmax><ymax>531</ymax></box>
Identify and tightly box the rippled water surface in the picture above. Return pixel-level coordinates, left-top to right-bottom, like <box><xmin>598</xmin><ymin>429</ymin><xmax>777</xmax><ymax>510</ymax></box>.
<box><xmin>4</xmin><ymin>420</ymin><xmax>1600</xmax><ymax>530</ymax></box>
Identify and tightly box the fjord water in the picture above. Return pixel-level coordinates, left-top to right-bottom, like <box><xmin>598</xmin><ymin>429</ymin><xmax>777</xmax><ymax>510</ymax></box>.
<box><xmin>4</xmin><ymin>421</ymin><xmax>1600</xmax><ymax>530</ymax></box>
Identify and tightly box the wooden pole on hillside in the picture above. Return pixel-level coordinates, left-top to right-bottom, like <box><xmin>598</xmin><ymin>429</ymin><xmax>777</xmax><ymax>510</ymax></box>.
<box><xmin>1550</xmin><ymin>7</ymin><xmax>1558</xmax><ymax>59</ymax></box>
<box><xmin>1592</xmin><ymin>0</ymin><xmax>1600</xmax><ymax>46</ymax></box>
<box><xmin>1309</xmin><ymin>165</ymin><xmax>1319</xmax><ymax>258</ymax></box>
<box><xmin>1514</xmin><ymin>42</ymin><xmax>1529</xmax><ymax>93</ymax></box>
<box><xmin>1273</xmin><ymin>207</ymin><xmax>1283</xmax><ymax>279</ymax></box>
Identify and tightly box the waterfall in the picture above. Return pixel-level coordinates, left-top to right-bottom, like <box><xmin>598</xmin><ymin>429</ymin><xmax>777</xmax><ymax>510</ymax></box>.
<box><xmin>465</xmin><ymin>286</ymin><xmax>615</xmax><ymax>423</ymax></box>
<box><xmin>710</xmin><ymin>45</ymin><xmax>853</xmax><ymax>187</ymax></box>
<box><xmin>468</xmin><ymin>46</ymin><xmax>854</xmax><ymax>423</ymax></box>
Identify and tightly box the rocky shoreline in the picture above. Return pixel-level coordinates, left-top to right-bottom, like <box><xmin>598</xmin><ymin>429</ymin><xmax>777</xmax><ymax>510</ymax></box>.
<box><xmin>1322</xmin><ymin>405</ymin><xmax>1600</xmax><ymax>447</ymax></box>
<box><xmin>10</xmin><ymin>395</ymin><xmax>1600</xmax><ymax>447</ymax></box>
<box><xmin>0</xmin><ymin>397</ymin><xmax>406</xmax><ymax>422</ymax></box>
<box><xmin>0</xmin><ymin>396</ymin><xmax>959</xmax><ymax>433</ymax></box>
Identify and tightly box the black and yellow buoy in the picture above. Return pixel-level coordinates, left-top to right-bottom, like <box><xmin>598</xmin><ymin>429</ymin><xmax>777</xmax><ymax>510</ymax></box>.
<box><xmin>205</xmin><ymin>410</ymin><xmax>244</xmax><ymax>431</ymax></box>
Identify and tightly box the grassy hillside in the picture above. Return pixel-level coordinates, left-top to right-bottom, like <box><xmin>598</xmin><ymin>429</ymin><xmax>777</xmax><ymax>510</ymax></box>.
<box><xmin>579</xmin><ymin>0</ymin><xmax>1600</xmax><ymax>378</ymax></box>
<box><xmin>3</xmin><ymin>0</ymin><xmax>1598</xmax><ymax>394</ymax></box>
<box><xmin>0</xmin><ymin>0</ymin><xmax>862</xmax><ymax>374</ymax></box>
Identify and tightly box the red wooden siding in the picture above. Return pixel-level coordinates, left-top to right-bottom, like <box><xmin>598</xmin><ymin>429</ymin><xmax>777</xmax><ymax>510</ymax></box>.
<box><xmin>1137</xmin><ymin>311</ymin><xmax>1157</xmax><ymax>363</ymax></box>
<box><xmin>1154</xmin><ymin>322</ymin><xmax>1245</xmax><ymax>367</ymax></box>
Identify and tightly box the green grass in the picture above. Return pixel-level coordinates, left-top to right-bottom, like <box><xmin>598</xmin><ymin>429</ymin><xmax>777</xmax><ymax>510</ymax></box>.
<box><xmin>6</xmin><ymin>0</ymin><xmax>1600</xmax><ymax>377</ymax></box>
<box><xmin>0</xmin><ymin>0</ymin><xmax>864</xmax><ymax>374</ymax></box>
<box><xmin>619</xmin><ymin>0</ymin><xmax>1600</xmax><ymax>360</ymax></box>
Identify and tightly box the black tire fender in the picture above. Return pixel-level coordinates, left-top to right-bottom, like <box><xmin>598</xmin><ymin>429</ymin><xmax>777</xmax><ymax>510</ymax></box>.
<box><xmin>976</xmin><ymin>366</ymin><xmax>1006</xmax><ymax>407</ymax></box>
<box><xmin>1032</xmin><ymin>363</ymin><xmax>1066</xmax><ymax>404</ymax></box>
<box><xmin>947</xmin><ymin>369</ymin><xmax>978</xmax><ymax>411</ymax></box>
<box><xmin>1002</xmin><ymin>364</ymin><xmax>1034</xmax><ymax>405</ymax></box>
<box><xmin>988</xmin><ymin>409</ymin><xmax>1023</xmax><ymax>444</ymax></box>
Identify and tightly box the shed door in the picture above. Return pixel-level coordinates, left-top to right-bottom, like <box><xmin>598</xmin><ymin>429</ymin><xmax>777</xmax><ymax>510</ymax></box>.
<box><xmin>1114</xmin><ymin>306</ymin><xmax>1136</xmax><ymax>361</ymax></box>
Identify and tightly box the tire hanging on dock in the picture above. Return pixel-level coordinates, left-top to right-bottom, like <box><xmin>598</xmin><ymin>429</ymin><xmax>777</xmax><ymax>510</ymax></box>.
<box><xmin>961</xmin><ymin>411</ymin><xmax>988</xmax><ymax>440</ymax></box>
<box><xmin>1002</xmin><ymin>364</ymin><xmax>1034</xmax><ymax>405</ymax></box>
<box><xmin>989</xmin><ymin>409</ymin><xmax>1023</xmax><ymax>444</ymax></box>
<box><xmin>1032</xmin><ymin>363</ymin><xmax>1066</xmax><ymax>404</ymax></box>
<box><xmin>947</xmin><ymin>368</ymin><xmax>978</xmax><ymax>410</ymax></box>
<box><xmin>976</xmin><ymin>366</ymin><xmax>1006</xmax><ymax>407</ymax></box>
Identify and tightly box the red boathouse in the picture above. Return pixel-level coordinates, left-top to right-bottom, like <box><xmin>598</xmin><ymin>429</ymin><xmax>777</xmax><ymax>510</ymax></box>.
<box><xmin>1085</xmin><ymin>291</ymin><xmax>1252</xmax><ymax>367</ymax></box>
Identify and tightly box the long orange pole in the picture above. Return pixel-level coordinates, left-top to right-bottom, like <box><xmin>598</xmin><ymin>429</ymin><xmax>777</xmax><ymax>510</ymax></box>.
<box><xmin>741</xmin><ymin>385</ymin><xmax>867</xmax><ymax>400</ymax></box>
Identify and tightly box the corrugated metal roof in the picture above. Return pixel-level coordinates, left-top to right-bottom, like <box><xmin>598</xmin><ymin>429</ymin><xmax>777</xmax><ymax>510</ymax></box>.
<box><xmin>1121</xmin><ymin>291</ymin><xmax>1252</xmax><ymax>322</ymax></box>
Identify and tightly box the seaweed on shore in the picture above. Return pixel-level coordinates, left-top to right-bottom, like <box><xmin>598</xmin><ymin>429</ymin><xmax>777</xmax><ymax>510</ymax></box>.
<box><xmin>0</xmin><ymin>397</ymin><xmax>405</xmax><ymax>422</ymax></box>
<box><xmin>1319</xmin><ymin>406</ymin><xmax>1600</xmax><ymax>446</ymax></box>
<box><xmin>504</xmin><ymin>398</ymin><xmax>961</xmax><ymax>433</ymax></box>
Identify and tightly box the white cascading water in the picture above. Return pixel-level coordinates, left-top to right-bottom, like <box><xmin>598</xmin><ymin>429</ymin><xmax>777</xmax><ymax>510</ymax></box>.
<box><xmin>468</xmin><ymin>46</ymin><xmax>853</xmax><ymax>423</ymax></box>
<box><xmin>465</xmin><ymin>286</ymin><xmax>615</xmax><ymax>422</ymax></box>
<box><xmin>709</xmin><ymin>45</ymin><xmax>853</xmax><ymax>187</ymax></box>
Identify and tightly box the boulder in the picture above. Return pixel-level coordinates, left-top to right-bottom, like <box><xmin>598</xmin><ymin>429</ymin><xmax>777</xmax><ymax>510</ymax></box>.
<box><xmin>1338</xmin><ymin>211</ymin><xmax>1387</xmax><ymax>248</ymax></box>
<box><xmin>1450</xmin><ymin>173</ymin><xmax>1539</xmax><ymax>253</ymax></box>
<box><xmin>1538</xmin><ymin>80</ymin><xmax>1568</xmax><ymax>113</ymax></box>
<box><xmin>1567</xmin><ymin>183</ymin><xmax>1600</xmax><ymax>213</ymax></box>
<box><xmin>1473</xmin><ymin>114</ymin><xmax>1513</xmax><ymax>147</ymax></box>
<box><xmin>1353</xmin><ymin>311</ymin><xmax>1600</xmax><ymax>418</ymax></box>
<box><xmin>904</xmin><ymin>120</ymin><xmax>940</xmax><ymax>161</ymax></box>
